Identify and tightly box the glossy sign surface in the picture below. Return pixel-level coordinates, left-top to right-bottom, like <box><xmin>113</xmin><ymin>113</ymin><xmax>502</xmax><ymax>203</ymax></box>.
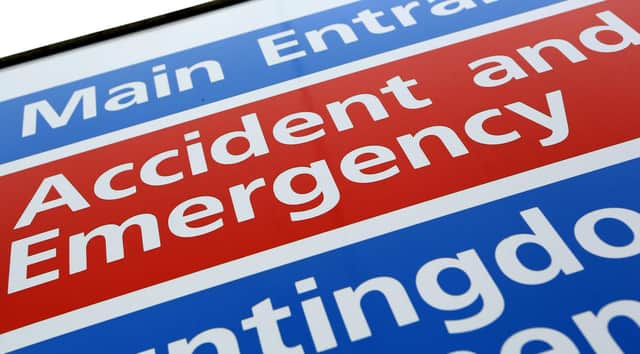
<box><xmin>1</xmin><ymin>0</ymin><xmax>639</xmax><ymax>353</ymax></box>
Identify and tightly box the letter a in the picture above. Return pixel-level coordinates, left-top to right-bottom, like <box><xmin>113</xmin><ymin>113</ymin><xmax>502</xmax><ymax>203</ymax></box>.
<box><xmin>468</xmin><ymin>55</ymin><xmax>528</xmax><ymax>88</ymax></box>
<box><xmin>15</xmin><ymin>174</ymin><xmax>90</xmax><ymax>229</ymax></box>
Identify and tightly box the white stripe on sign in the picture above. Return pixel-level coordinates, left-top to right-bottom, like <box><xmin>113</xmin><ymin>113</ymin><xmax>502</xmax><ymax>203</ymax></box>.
<box><xmin>1</xmin><ymin>136</ymin><xmax>638</xmax><ymax>353</ymax></box>
<box><xmin>0</xmin><ymin>0</ymin><xmax>604</xmax><ymax>177</ymax></box>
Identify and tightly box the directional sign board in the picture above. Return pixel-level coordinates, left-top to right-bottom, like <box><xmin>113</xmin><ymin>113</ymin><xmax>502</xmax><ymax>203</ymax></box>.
<box><xmin>1</xmin><ymin>0</ymin><xmax>639</xmax><ymax>353</ymax></box>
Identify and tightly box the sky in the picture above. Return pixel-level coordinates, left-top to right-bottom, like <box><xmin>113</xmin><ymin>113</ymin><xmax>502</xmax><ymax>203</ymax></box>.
<box><xmin>0</xmin><ymin>0</ymin><xmax>210</xmax><ymax>59</ymax></box>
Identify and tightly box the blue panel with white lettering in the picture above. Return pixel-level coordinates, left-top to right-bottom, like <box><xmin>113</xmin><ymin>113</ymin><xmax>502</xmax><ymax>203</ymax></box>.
<box><xmin>11</xmin><ymin>158</ymin><xmax>640</xmax><ymax>354</ymax></box>
<box><xmin>0</xmin><ymin>0</ymin><xmax>565</xmax><ymax>163</ymax></box>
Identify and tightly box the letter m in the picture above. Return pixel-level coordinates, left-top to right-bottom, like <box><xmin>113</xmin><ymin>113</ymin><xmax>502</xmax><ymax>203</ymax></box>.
<box><xmin>22</xmin><ymin>86</ymin><xmax>97</xmax><ymax>137</ymax></box>
<box><xmin>68</xmin><ymin>213</ymin><xmax>161</xmax><ymax>274</ymax></box>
